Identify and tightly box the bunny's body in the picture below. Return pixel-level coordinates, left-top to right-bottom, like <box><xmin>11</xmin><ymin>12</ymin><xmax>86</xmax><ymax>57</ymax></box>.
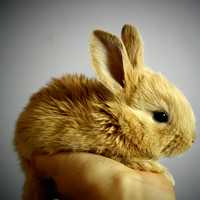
<box><xmin>15</xmin><ymin>74</ymin><xmax>125</xmax><ymax>160</ymax></box>
<box><xmin>14</xmin><ymin>25</ymin><xmax>196</xmax><ymax>200</ymax></box>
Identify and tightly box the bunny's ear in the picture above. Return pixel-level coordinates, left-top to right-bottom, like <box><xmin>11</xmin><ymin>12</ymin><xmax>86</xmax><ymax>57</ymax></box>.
<box><xmin>90</xmin><ymin>30</ymin><xmax>132</xmax><ymax>94</ymax></box>
<box><xmin>121</xmin><ymin>24</ymin><xmax>144</xmax><ymax>67</ymax></box>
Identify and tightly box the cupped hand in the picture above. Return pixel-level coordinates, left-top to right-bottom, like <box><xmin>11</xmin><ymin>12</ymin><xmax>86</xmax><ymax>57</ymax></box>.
<box><xmin>32</xmin><ymin>152</ymin><xmax>175</xmax><ymax>200</ymax></box>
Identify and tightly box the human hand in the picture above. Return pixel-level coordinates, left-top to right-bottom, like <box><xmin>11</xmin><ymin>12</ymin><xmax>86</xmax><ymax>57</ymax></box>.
<box><xmin>33</xmin><ymin>153</ymin><xmax>175</xmax><ymax>200</ymax></box>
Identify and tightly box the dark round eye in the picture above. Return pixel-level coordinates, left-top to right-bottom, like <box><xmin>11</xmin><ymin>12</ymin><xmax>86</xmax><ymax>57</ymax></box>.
<box><xmin>153</xmin><ymin>111</ymin><xmax>169</xmax><ymax>123</ymax></box>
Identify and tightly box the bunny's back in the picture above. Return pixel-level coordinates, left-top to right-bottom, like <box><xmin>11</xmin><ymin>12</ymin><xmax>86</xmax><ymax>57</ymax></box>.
<box><xmin>39</xmin><ymin>74</ymin><xmax>113</xmax><ymax>104</ymax></box>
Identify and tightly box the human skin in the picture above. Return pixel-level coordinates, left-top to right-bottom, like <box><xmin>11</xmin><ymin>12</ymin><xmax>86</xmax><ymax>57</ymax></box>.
<box><xmin>32</xmin><ymin>153</ymin><xmax>176</xmax><ymax>200</ymax></box>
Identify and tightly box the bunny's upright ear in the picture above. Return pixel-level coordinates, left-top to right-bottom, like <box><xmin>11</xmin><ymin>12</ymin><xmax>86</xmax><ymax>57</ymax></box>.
<box><xmin>90</xmin><ymin>29</ymin><xmax>132</xmax><ymax>94</ymax></box>
<box><xmin>121</xmin><ymin>24</ymin><xmax>144</xmax><ymax>67</ymax></box>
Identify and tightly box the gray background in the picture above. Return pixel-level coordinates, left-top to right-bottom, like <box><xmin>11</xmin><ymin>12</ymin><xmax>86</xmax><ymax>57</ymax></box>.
<box><xmin>0</xmin><ymin>0</ymin><xmax>199</xmax><ymax>199</ymax></box>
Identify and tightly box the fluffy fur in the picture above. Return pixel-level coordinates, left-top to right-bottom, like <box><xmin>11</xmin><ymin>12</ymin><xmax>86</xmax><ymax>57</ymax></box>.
<box><xmin>14</xmin><ymin>24</ymin><xmax>196</xmax><ymax>199</ymax></box>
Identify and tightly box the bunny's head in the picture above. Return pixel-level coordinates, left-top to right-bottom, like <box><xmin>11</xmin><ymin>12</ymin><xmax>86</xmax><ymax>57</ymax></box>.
<box><xmin>90</xmin><ymin>24</ymin><xmax>196</xmax><ymax>160</ymax></box>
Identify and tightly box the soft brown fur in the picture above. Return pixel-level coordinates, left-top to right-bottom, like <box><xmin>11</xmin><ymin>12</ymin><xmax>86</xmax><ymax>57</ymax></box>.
<box><xmin>14</xmin><ymin>24</ymin><xmax>196</xmax><ymax>199</ymax></box>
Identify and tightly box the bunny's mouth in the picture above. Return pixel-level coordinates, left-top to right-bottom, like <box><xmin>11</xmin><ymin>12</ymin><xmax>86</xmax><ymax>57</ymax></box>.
<box><xmin>161</xmin><ymin>134</ymin><xmax>192</xmax><ymax>157</ymax></box>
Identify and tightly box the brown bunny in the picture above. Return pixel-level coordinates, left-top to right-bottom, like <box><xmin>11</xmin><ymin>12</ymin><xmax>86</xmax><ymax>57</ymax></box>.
<box><xmin>14</xmin><ymin>24</ymin><xmax>196</xmax><ymax>199</ymax></box>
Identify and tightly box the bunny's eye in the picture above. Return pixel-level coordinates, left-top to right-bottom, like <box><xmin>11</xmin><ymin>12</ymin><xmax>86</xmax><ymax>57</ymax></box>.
<box><xmin>153</xmin><ymin>111</ymin><xmax>169</xmax><ymax>123</ymax></box>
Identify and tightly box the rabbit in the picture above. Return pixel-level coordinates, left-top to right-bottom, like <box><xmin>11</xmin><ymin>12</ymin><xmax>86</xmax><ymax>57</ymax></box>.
<box><xmin>14</xmin><ymin>24</ymin><xmax>196</xmax><ymax>200</ymax></box>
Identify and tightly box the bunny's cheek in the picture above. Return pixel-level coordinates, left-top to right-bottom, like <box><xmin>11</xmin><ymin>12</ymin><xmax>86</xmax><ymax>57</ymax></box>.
<box><xmin>136</xmin><ymin>134</ymin><xmax>163</xmax><ymax>160</ymax></box>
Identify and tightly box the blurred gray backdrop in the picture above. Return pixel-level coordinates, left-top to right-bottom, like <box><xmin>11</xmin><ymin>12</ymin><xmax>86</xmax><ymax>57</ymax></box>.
<box><xmin>0</xmin><ymin>0</ymin><xmax>199</xmax><ymax>199</ymax></box>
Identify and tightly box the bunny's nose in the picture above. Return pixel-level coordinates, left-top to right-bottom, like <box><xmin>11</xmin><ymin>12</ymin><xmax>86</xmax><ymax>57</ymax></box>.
<box><xmin>192</xmin><ymin>139</ymin><xmax>195</xmax><ymax>143</ymax></box>
<box><xmin>192</xmin><ymin>131</ymin><xmax>196</xmax><ymax>143</ymax></box>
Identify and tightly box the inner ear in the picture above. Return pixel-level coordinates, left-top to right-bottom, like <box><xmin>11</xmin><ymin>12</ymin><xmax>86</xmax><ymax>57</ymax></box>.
<box><xmin>107</xmin><ymin>45</ymin><xmax>125</xmax><ymax>87</ymax></box>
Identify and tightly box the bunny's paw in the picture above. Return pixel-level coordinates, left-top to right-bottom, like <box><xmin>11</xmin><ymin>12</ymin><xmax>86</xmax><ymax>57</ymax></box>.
<box><xmin>127</xmin><ymin>160</ymin><xmax>175</xmax><ymax>185</ymax></box>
